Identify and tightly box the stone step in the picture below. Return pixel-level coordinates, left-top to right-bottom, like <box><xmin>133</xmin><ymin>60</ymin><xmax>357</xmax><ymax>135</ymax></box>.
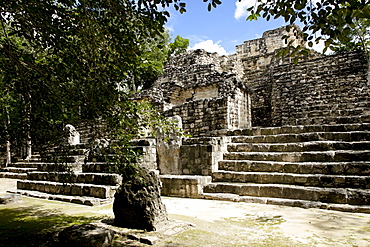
<box><xmin>0</xmin><ymin>172</ymin><xmax>27</xmax><ymax>179</ymax></box>
<box><xmin>8</xmin><ymin>189</ymin><xmax>111</xmax><ymax>206</ymax></box>
<box><xmin>43</xmin><ymin>154</ymin><xmax>85</xmax><ymax>163</ymax></box>
<box><xmin>27</xmin><ymin>172</ymin><xmax>122</xmax><ymax>186</ymax></box>
<box><xmin>51</xmin><ymin>144</ymin><xmax>88</xmax><ymax>154</ymax></box>
<box><xmin>228</xmin><ymin>123</ymin><xmax>370</xmax><ymax>136</ymax></box>
<box><xmin>218</xmin><ymin>160</ymin><xmax>370</xmax><ymax>175</ymax></box>
<box><xmin>296</xmin><ymin>108</ymin><xmax>370</xmax><ymax>118</ymax></box>
<box><xmin>17</xmin><ymin>180</ymin><xmax>118</xmax><ymax>199</ymax></box>
<box><xmin>52</xmin><ymin>143</ymin><xmax>90</xmax><ymax>150</ymax></box>
<box><xmin>51</xmin><ymin>148</ymin><xmax>87</xmax><ymax>156</ymax></box>
<box><xmin>203</xmin><ymin>182</ymin><xmax>370</xmax><ymax>205</ymax></box>
<box><xmin>160</xmin><ymin>175</ymin><xmax>212</xmax><ymax>198</ymax></box>
<box><xmin>224</xmin><ymin>150</ymin><xmax>370</xmax><ymax>162</ymax></box>
<box><xmin>231</xmin><ymin>131</ymin><xmax>370</xmax><ymax>143</ymax></box>
<box><xmin>300</xmin><ymin>102</ymin><xmax>370</xmax><ymax>112</ymax></box>
<box><xmin>295</xmin><ymin>115</ymin><xmax>370</xmax><ymax>125</ymax></box>
<box><xmin>36</xmin><ymin>162</ymin><xmax>82</xmax><ymax>172</ymax></box>
<box><xmin>228</xmin><ymin>141</ymin><xmax>370</xmax><ymax>152</ymax></box>
<box><xmin>0</xmin><ymin>167</ymin><xmax>37</xmax><ymax>173</ymax></box>
<box><xmin>83</xmin><ymin>162</ymin><xmax>119</xmax><ymax>173</ymax></box>
<box><xmin>9</xmin><ymin>162</ymin><xmax>42</xmax><ymax>168</ymax></box>
<box><xmin>212</xmin><ymin>171</ymin><xmax>370</xmax><ymax>189</ymax></box>
<box><xmin>13</xmin><ymin>155</ymin><xmax>41</xmax><ymax>163</ymax></box>
<box><xmin>201</xmin><ymin>193</ymin><xmax>370</xmax><ymax>214</ymax></box>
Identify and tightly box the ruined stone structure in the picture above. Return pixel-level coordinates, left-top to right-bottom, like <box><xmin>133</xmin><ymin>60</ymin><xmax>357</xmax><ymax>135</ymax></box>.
<box><xmin>136</xmin><ymin>49</ymin><xmax>252</xmax><ymax>136</ymax></box>
<box><xmin>139</xmin><ymin>25</ymin><xmax>370</xmax><ymax>212</ymax></box>
<box><xmin>251</xmin><ymin>51</ymin><xmax>369</xmax><ymax>127</ymax></box>
<box><xmin>235</xmin><ymin>24</ymin><xmax>306</xmax><ymax>76</ymax></box>
<box><xmin>1</xmin><ymin>26</ymin><xmax>370</xmax><ymax>213</ymax></box>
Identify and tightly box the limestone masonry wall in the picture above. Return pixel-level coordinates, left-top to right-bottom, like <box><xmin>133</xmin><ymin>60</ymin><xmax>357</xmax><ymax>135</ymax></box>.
<box><xmin>137</xmin><ymin>49</ymin><xmax>252</xmax><ymax>136</ymax></box>
<box><xmin>254</xmin><ymin>51</ymin><xmax>369</xmax><ymax>126</ymax></box>
<box><xmin>164</xmin><ymin>97</ymin><xmax>228</xmax><ymax>135</ymax></box>
<box><xmin>236</xmin><ymin>25</ymin><xmax>304</xmax><ymax>58</ymax></box>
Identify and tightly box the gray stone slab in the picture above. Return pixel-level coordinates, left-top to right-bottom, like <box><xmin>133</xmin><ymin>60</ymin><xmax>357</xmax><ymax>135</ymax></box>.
<box><xmin>0</xmin><ymin>193</ymin><xmax>22</xmax><ymax>204</ymax></box>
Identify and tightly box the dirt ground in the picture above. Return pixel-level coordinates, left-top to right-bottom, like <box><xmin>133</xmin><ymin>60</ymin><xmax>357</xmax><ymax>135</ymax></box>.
<box><xmin>1</xmin><ymin>178</ymin><xmax>370</xmax><ymax>247</ymax></box>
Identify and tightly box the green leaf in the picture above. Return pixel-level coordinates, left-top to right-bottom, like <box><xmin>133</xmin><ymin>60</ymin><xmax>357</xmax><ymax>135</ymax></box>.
<box><xmin>294</xmin><ymin>56</ymin><xmax>299</xmax><ymax>64</ymax></box>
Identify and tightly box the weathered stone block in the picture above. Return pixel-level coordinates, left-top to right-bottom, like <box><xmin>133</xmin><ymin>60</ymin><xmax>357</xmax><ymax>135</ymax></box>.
<box><xmin>113</xmin><ymin>168</ymin><xmax>168</xmax><ymax>231</ymax></box>
<box><xmin>160</xmin><ymin>175</ymin><xmax>211</xmax><ymax>198</ymax></box>
<box><xmin>0</xmin><ymin>194</ymin><xmax>21</xmax><ymax>204</ymax></box>
<box><xmin>63</xmin><ymin>184</ymin><xmax>72</xmax><ymax>195</ymax></box>
<box><xmin>71</xmin><ymin>184</ymin><xmax>83</xmax><ymax>196</ymax></box>
<box><xmin>243</xmin><ymin>184</ymin><xmax>260</xmax><ymax>196</ymax></box>
<box><xmin>89</xmin><ymin>186</ymin><xmax>103</xmax><ymax>198</ymax></box>
<box><xmin>58</xmin><ymin>224</ymin><xmax>114</xmax><ymax>247</ymax></box>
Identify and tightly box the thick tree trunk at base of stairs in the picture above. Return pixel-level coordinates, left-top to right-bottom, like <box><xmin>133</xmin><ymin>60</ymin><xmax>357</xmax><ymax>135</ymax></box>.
<box><xmin>113</xmin><ymin>167</ymin><xmax>168</xmax><ymax>231</ymax></box>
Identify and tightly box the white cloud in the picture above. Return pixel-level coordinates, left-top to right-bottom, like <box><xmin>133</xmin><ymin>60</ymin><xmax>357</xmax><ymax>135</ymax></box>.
<box><xmin>310</xmin><ymin>39</ymin><xmax>334</xmax><ymax>55</ymax></box>
<box><xmin>311</xmin><ymin>40</ymin><xmax>325</xmax><ymax>53</ymax></box>
<box><xmin>165</xmin><ymin>25</ymin><xmax>174</xmax><ymax>33</ymax></box>
<box><xmin>190</xmin><ymin>40</ymin><xmax>228</xmax><ymax>56</ymax></box>
<box><xmin>234</xmin><ymin>0</ymin><xmax>256</xmax><ymax>20</ymax></box>
<box><xmin>187</xmin><ymin>34</ymin><xmax>210</xmax><ymax>44</ymax></box>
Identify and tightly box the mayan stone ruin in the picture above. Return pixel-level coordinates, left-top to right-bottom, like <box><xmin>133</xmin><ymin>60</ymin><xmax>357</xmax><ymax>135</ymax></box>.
<box><xmin>1</xmin><ymin>25</ymin><xmax>370</xmax><ymax>213</ymax></box>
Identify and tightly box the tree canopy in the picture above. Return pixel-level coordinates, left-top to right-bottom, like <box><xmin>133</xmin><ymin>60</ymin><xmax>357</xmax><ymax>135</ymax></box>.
<box><xmin>169</xmin><ymin>35</ymin><xmax>190</xmax><ymax>56</ymax></box>
<box><xmin>0</xmin><ymin>0</ymin><xmax>194</xmax><ymax>165</ymax></box>
<box><xmin>245</xmin><ymin>0</ymin><xmax>370</xmax><ymax>55</ymax></box>
<box><xmin>332</xmin><ymin>17</ymin><xmax>370</xmax><ymax>54</ymax></box>
<box><xmin>0</xmin><ymin>1</ymin><xmax>169</xmax><ymax>157</ymax></box>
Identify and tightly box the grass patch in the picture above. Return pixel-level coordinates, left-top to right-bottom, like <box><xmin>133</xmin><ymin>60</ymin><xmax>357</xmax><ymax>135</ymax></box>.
<box><xmin>0</xmin><ymin>206</ymin><xmax>105</xmax><ymax>247</ymax></box>
<box><xmin>222</xmin><ymin>214</ymin><xmax>286</xmax><ymax>228</ymax></box>
<box><xmin>359</xmin><ymin>223</ymin><xmax>370</xmax><ymax>233</ymax></box>
<box><xmin>162</xmin><ymin>228</ymin><xmax>307</xmax><ymax>247</ymax></box>
<box><xmin>163</xmin><ymin>214</ymin><xmax>309</xmax><ymax>247</ymax></box>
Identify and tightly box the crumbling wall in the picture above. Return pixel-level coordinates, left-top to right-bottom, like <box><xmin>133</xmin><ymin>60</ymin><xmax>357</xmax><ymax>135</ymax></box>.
<box><xmin>215</xmin><ymin>25</ymin><xmax>321</xmax><ymax>127</ymax></box>
<box><xmin>233</xmin><ymin>25</ymin><xmax>311</xmax><ymax>78</ymax></box>
<box><xmin>137</xmin><ymin>49</ymin><xmax>252</xmax><ymax>136</ymax></box>
<box><xmin>236</xmin><ymin>25</ymin><xmax>304</xmax><ymax>58</ymax></box>
<box><xmin>270</xmin><ymin>51</ymin><xmax>369</xmax><ymax>126</ymax></box>
<box><xmin>249</xmin><ymin>51</ymin><xmax>369</xmax><ymax>126</ymax></box>
<box><xmin>164</xmin><ymin>97</ymin><xmax>228</xmax><ymax>135</ymax></box>
<box><xmin>163</xmin><ymin>93</ymin><xmax>251</xmax><ymax>136</ymax></box>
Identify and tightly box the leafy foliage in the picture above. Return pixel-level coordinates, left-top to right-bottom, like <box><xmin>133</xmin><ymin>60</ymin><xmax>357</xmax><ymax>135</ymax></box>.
<box><xmin>332</xmin><ymin>17</ymin><xmax>370</xmax><ymax>55</ymax></box>
<box><xmin>128</xmin><ymin>32</ymin><xmax>171</xmax><ymax>91</ymax></box>
<box><xmin>86</xmin><ymin>99</ymin><xmax>189</xmax><ymax>179</ymax></box>
<box><xmin>245</xmin><ymin>0</ymin><xmax>370</xmax><ymax>56</ymax></box>
<box><xmin>169</xmin><ymin>35</ymin><xmax>190</xmax><ymax>56</ymax></box>
<box><xmin>0</xmin><ymin>0</ymin><xmax>182</xmax><ymax>156</ymax></box>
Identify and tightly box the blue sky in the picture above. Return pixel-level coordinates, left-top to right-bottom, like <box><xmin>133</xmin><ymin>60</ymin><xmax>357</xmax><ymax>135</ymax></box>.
<box><xmin>166</xmin><ymin>1</ymin><xmax>287</xmax><ymax>55</ymax></box>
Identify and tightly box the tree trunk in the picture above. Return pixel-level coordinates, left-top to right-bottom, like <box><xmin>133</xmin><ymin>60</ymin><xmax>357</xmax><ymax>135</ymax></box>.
<box><xmin>4</xmin><ymin>107</ymin><xmax>11</xmax><ymax>166</ymax></box>
<box><xmin>5</xmin><ymin>140</ymin><xmax>11</xmax><ymax>166</ymax></box>
<box><xmin>24</xmin><ymin>92</ymin><xmax>32</xmax><ymax>160</ymax></box>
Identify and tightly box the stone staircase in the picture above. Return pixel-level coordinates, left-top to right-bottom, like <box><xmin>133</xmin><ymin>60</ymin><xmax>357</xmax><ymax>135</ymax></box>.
<box><xmin>15</xmin><ymin>162</ymin><xmax>121</xmax><ymax>206</ymax></box>
<box><xmin>0</xmin><ymin>155</ymin><xmax>40</xmax><ymax>179</ymax></box>
<box><xmin>203</xmin><ymin>123</ymin><xmax>370</xmax><ymax>213</ymax></box>
<box><xmin>4</xmin><ymin>120</ymin><xmax>370</xmax><ymax>212</ymax></box>
<box><xmin>5</xmin><ymin>131</ymin><xmax>153</xmax><ymax>206</ymax></box>
<box><xmin>6</xmin><ymin>133</ymin><xmax>123</xmax><ymax>206</ymax></box>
